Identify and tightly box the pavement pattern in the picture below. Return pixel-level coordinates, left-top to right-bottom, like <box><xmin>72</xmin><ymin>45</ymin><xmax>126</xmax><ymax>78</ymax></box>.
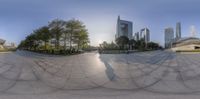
<box><xmin>0</xmin><ymin>50</ymin><xmax>200</xmax><ymax>99</ymax></box>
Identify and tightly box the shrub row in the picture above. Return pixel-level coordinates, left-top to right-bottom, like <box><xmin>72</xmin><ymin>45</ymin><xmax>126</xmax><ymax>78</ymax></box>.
<box><xmin>23</xmin><ymin>49</ymin><xmax>82</xmax><ymax>55</ymax></box>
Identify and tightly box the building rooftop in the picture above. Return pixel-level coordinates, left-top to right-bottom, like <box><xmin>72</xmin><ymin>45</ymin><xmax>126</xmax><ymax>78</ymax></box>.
<box><xmin>175</xmin><ymin>37</ymin><xmax>200</xmax><ymax>43</ymax></box>
<box><xmin>172</xmin><ymin>37</ymin><xmax>200</xmax><ymax>47</ymax></box>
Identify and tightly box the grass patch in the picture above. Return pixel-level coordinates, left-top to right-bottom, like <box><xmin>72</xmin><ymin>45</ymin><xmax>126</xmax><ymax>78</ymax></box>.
<box><xmin>21</xmin><ymin>49</ymin><xmax>83</xmax><ymax>56</ymax></box>
<box><xmin>0</xmin><ymin>49</ymin><xmax>16</xmax><ymax>52</ymax></box>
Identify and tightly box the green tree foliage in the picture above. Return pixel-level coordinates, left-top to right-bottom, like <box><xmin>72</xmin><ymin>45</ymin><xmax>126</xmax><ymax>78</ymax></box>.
<box><xmin>25</xmin><ymin>33</ymin><xmax>38</xmax><ymax>50</ymax></box>
<box><xmin>129</xmin><ymin>39</ymin><xmax>136</xmax><ymax>50</ymax></box>
<box><xmin>48</xmin><ymin>19</ymin><xmax>66</xmax><ymax>49</ymax></box>
<box><xmin>135</xmin><ymin>39</ymin><xmax>146</xmax><ymax>50</ymax></box>
<box><xmin>99</xmin><ymin>41</ymin><xmax>118</xmax><ymax>50</ymax></box>
<box><xmin>98</xmin><ymin>37</ymin><xmax>161</xmax><ymax>52</ymax></box>
<box><xmin>115</xmin><ymin>36</ymin><xmax>129</xmax><ymax>50</ymax></box>
<box><xmin>78</xmin><ymin>29</ymin><xmax>90</xmax><ymax>49</ymax></box>
<box><xmin>147</xmin><ymin>42</ymin><xmax>159</xmax><ymax>50</ymax></box>
<box><xmin>65</xmin><ymin>19</ymin><xmax>89</xmax><ymax>50</ymax></box>
<box><xmin>18</xmin><ymin>18</ymin><xmax>90</xmax><ymax>54</ymax></box>
<box><xmin>34</xmin><ymin>26</ymin><xmax>51</xmax><ymax>50</ymax></box>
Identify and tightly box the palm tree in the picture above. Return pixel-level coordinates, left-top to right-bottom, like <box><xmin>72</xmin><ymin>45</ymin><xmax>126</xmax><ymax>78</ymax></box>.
<box><xmin>48</xmin><ymin>19</ymin><xmax>66</xmax><ymax>49</ymax></box>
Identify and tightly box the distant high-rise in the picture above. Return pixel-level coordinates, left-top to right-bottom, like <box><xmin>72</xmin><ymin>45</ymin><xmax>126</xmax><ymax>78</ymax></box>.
<box><xmin>140</xmin><ymin>28</ymin><xmax>150</xmax><ymax>43</ymax></box>
<box><xmin>116</xmin><ymin>16</ymin><xmax>133</xmax><ymax>40</ymax></box>
<box><xmin>190</xmin><ymin>25</ymin><xmax>197</xmax><ymax>37</ymax></box>
<box><xmin>134</xmin><ymin>32</ymin><xmax>140</xmax><ymax>41</ymax></box>
<box><xmin>176</xmin><ymin>22</ymin><xmax>181</xmax><ymax>40</ymax></box>
<box><xmin>165</xmin><ymin>27</ymin><xmax>174</xmax><ymax>48</ymax></box>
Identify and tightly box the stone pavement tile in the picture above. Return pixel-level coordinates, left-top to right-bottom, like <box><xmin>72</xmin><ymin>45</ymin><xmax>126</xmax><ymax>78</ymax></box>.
<box><xmin>6</xmin><ymin>81</ymin><xmax>35</xmax><ymax>94</ymax></box>
<box><xmin>2</xmin><ymin>51</ymin><xmax>200</xmax><ymax>98</ymax></box>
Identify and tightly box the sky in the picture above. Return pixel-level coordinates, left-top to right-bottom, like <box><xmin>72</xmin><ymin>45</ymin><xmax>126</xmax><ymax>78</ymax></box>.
<box><xmin>0</xmin><ymin>0</ymin><xmax>200</xmax><ymax>46</ymax></box>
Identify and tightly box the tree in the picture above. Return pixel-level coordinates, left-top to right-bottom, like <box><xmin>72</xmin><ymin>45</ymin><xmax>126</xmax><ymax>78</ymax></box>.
<box><xmin>135</xmin><ymin>39</ymin><xmax>146</xmax><ymax>50</ymax></box>
<box><xmin>147</xmin><ymin>42</ymin><xmax>159</xmax><ymax>50</ymax></box>
<box><xmin>65</xmin><ymin>19</ymin><xmax>89</xmax><ymax>50</ymax></box>
<box><xmin>101</xmin><ymin>41</ymin><xmax>108</xmax><ymax>49</ymax></box>
<box><xmin>18</xmin><ymin>18</ymin><xmax>90</xmax><ymax>54</ymax></box>
<box><xmin>18</xmin><ymin>40</ymin><xmax>26</xmax><ymax>49</ymax></box>
<box><xmin>129</xmin><ymin>39</ymin><xmax>136</xmax><ymax>50</ymax></box>
<box><xmin>115</xmin><ymin>36</ymin><xmax>129</xmax><ymax>50</ymax></box>
<box><xmin>99</xmin><ymin>41</ymin><xmax>118</xmax><ymax>50</ymax></box>
<box><xmin>34</xmin><ymin>26</ymin><xmax>51</xmax><ymax>50</ymax></box>
<box><xmin>110</xmin><ymin>41</ymin><xmax>117</xmax><ymax>50</ymax></box>
<box><xmin>48</xmin><ymin>19</ymin><xmax>66</xmax><ymax>49</ymax></box>
<box><xmin>25</xmin><ymin>33</ymin><xmax>38</xmax><ymax>50</ymax></box>
<box><xmin>77</xmin><ymin>29</ymin><xmax>89</xmax><ymax>50</ymax></box>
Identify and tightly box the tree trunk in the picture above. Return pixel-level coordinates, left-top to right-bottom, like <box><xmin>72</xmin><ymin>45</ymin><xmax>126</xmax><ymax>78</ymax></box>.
<box><xmin>54</xmin><ymin>41</ymin><xmax>56</xmax><ymax>49</ymax></box>
<box><xmin>77</xmin><ymin>42</ymin><xmax>80</xmax><ymax>51</ymax></box>
<box><xmin>69</xmin><ymin>29</ymin><xmax>73</xmax><ymax>50</ymax></box>
<box><xmin>45</xmin><ymin>42</ymin><xmax>47</xmax><ymax>50</ymax></box>
<box><xmin>56</xmin><ymin>39</ymin><xmax>60</xmax><ymax>50</ymax></box>
<box><xmin>64</xmin><ymin>33</ymin><xmax>67</xmax><ymax>51</ymax></box>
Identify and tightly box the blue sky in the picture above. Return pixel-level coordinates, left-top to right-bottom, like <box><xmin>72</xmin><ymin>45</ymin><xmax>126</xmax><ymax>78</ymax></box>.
<box><xmin>0</xmin><ymin>0</ymin><xmax>200</xmax><ymax>46</ymax></box>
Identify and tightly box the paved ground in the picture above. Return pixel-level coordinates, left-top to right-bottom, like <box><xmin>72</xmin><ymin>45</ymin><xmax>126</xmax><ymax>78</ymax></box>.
<box><xmin>1</xmin><ymin>50</ymin><xmax>200</xmax><ymax>99</ymax></box>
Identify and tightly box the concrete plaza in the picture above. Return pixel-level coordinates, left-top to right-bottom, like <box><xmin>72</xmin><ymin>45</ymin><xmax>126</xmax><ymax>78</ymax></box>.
<box><xmin>0</xmin><ymin>50</ymin><xmax>200</xmax><ymax>99</ymax></box>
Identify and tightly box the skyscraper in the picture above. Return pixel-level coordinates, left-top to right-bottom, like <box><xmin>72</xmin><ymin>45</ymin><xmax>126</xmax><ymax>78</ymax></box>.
<box><xmin>176</xmin><ymin>22</ymin><xmax>181</xmax><ymax>40</ymax></box>
<box><xmin>190</xmin><ymin>25</ymin><xmax>197</xmax><ymax>37</ymax></box>
<box><xmin>134</xmin><ymin>32</ymin><xmax>140</xmax><ymax>41</ymax></box>
<box><xmin>165</xmin><ymin>27</ymin><xmax>174</xmax><ymax>48</ymax></box>
<box><xmin>140</xmin><ymin>28</ymin><xmax>150</xmax><ymax>43</ymax></box>
<box><xmin>116</xmin><ymin>16</ymin><xmax>133</xmax><ymax>40</ymax></box>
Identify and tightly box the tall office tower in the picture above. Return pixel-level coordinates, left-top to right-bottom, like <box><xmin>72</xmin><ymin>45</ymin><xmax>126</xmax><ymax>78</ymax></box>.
<box><xmin>190</xmin><ymin>25</ymin><xmax>197</xmax><ymax>37</ymax></box>
<box><xmin>140</xmin><ymin>28</ymin><xmax>150</xmax><ymax>43</ymax></box>
<box><xmin>176</xmin><ymin>22</ymin><xmax>181</xmax><ymax>40</ymax></box>
<box><xmin>115</xmin><ymin>16</ymin><xmax>133</xmax><ymax>40</ymax></box>
<box><xmin>165</xmin><ymin>27</ymin><xmax>174</xmax><ymax>48</ymax></box>
<box><xmin>134</xmin><ymin>32</ymin><xmax>140</xmax><ymax>41</ymax></box>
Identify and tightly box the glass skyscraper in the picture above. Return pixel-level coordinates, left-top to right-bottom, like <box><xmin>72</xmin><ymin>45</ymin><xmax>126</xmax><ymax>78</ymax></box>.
<box><xmin>165</xmin><ymin>27</ymin><xmax>174</xmax><ymax>48</ymax></box>
<box><xmin>140</xmin><ymin>28</ymin><xmax>150</xmax><ymax>43</ymax></box>
<box><xmin>115</xmin><ymin>16</ymin><xmax>133</xmax><ymax>40</ymax></box>
<box><xmin>176</xmin><ymin>22</ymin><xmax>181</xmax><ymax>40</ymax></box>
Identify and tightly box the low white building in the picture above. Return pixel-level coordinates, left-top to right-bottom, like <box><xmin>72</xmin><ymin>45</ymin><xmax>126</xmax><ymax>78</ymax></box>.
<box><xmin>4</xmin><ymin>42</ymin><xmax>16</xmax><ymax>49</ymax></box>
<box><xmin>171</xmin><ymin>37</ymin><xmax>200</xmax><ymax>51</ymax></box>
